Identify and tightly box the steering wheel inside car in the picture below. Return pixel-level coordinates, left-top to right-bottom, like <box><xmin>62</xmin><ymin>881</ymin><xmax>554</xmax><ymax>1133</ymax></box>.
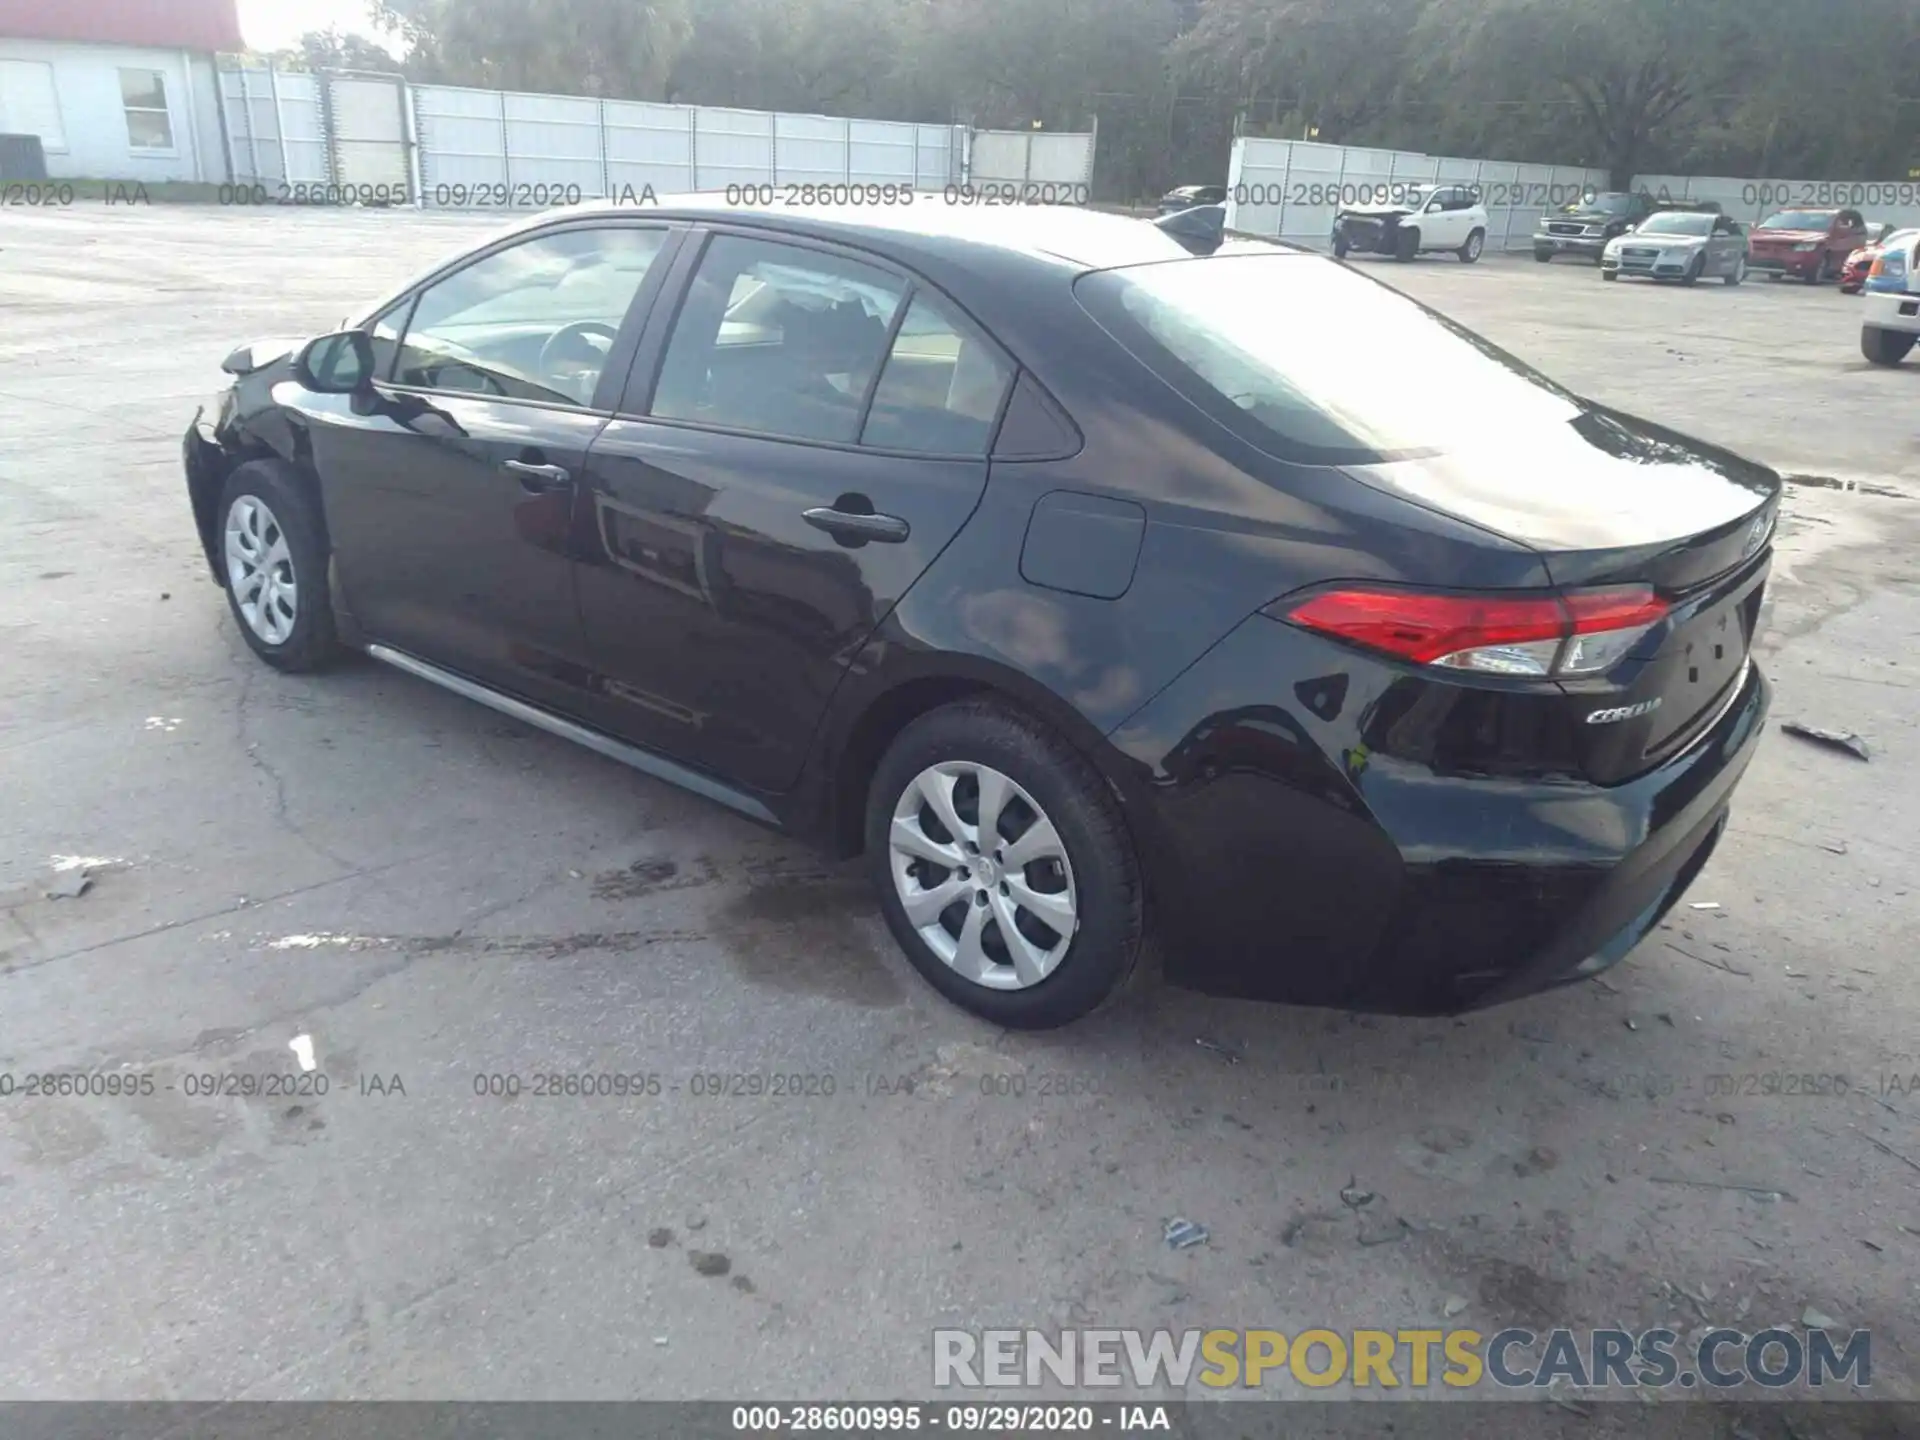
<box><xmin>538</xmin><ymin>321</ymin><xmax>621</xmax><ymax>403</ymax></box>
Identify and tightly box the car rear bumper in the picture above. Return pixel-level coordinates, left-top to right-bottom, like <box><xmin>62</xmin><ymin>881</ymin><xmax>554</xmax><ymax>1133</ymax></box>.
<box><xmin>1862</xmin><ymin>290</ymin><xmax>1920</xmax><ymax>334</ymax></box>
<box><xmin>1108</xmin><ymin>614</ymin><xmax>1771</xmax><ymax>1016</ymax></box>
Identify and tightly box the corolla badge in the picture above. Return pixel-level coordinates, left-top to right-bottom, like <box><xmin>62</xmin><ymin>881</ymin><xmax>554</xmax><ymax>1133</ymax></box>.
<box><xmin>1741</xmin><ymin>510</ymin><xmax>1773</xmax><ymax>558</ymax></box>
<box><xmin>1586</xmin><ymin>698</ymin><xmax>1663</xmax><ymax>725</ymax></box>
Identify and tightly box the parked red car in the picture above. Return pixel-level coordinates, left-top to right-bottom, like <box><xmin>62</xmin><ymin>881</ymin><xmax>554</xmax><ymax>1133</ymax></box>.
<box><xmin>1841</xmin><ymin>222</ymin><xmax>1910</xmax><ymax>293</ymax></box>
<box><xmin>1747</xmin><ymin>207</ymin><xmax>1868</xmax><ymax>283</ymax></box>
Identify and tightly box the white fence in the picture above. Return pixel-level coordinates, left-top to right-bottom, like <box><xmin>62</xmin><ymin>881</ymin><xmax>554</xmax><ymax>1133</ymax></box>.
<box><xmin>1226</xmin><ymin>137</ymin><xmax>1608</xmax><ymax>252</ymax></box>
<box><xmin>1633</xmin><ymin>174</ymin><xmax>1920</xmax><ymax>233</ymax></box>
<box><xmin>968</xmin><ymin>128</ymin><xmax>1098</xmax><ymax>194</ymax></box>
<box><xmin>217</xmin><ymin>67</ymin><xmax>1096</xmax><ymax>210</ymax></box>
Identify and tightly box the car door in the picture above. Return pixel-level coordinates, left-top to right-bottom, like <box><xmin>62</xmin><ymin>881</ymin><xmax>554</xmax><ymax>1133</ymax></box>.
<box><xmin>571</xmin><ymin>228</ymin><xmax>1016</xmax><ymax>793</ymax></box>
<box><xmin>1708</xmin><ymin>216</ymin><xmax>1736</xmax><ymax>273</ymax></box>
<box><xmin>301</xmin><ymin>220</ymin><xmax>681</xmax><ymax>710</ymax></box>
<box><xmin>1418</xmin><ymin>189</ymin><xmax>1453</xmax><ymax>248</ymax></box>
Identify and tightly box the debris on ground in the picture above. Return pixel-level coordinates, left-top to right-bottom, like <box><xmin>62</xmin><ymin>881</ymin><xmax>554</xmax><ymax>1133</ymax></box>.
<box><xmin>1164</xmin><ymin>1217</ymin><xmax>1209</xmax><ymax>1250</ymax></box>
<box><xmin>1339</xmin><ymin>1177</ymin><xmax>1375</xmax><ymax>1210</ymax></box>
<box><xmin>288</xmin><ymin>1034</ymin><xmax>317</xmax><ymax>1072</ymax></box>
<box><xmin>1821</xmin><ymin>839</ymin><xmax>1849</xmax><ymax>855</ymax></box>
<box><xmin>647</xmin><ymin>1228</ymin><xmax>674</xmax><ymax>1248</ymax></box>
<box><xmin>686</xmin><ymin>1213</ymin><xmax>708</xmax><ymax>1232</ymax></box>
<box><xmin>44</xmin><ymin>868</ymin><xmax>92</xmax><ymax>899</ymax></box>
<box><xmin>689</xmin><ymin>1251</ymin><xmax>731</xmax><ymax>1277</ymax></box>
<box><xmin>1649</xmin><ymin>1175</ymin><xmax>1792</xmax><ymax>1202</ymax></box>
<box><xmin>1443</xmin><ymin>1294</ymin><xmax>1470</xmax><ymax>1317</ymax></box>
<box><xmin>1357</xmin><ymin>1211</ymin><xmax>1409</xmax><ymax>1246</ymax></box>
<box><xmin>1688</xmin><ymin>901</ymin><xmax>1721</xmax><ymax>911</ymax></box>
<box><xmin>1802</xmin><ymin>1306</ymin><xmax>1838</xmax><ymax>1329</ymax></box>
<box><xmin>1194</xmin><ymin>1037</ymin><xmax>1241</xmax><ymax>1065</ymax></box>
<box><xmin>1780</xmin><ymin>721</ymin><xmax>1871</xmax><ymax>761</ymax></box>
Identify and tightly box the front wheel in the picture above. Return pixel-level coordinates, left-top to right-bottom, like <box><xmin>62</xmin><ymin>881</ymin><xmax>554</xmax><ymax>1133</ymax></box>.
<box><xmin>1724</xmin><ymin>256</ymin><xmax>1745</xmax><ymax>286</ymax></box>
<box><xmin>866</xmin><ymin>700</ymin><xmax>1143</xmax><ymax>1029</ymax></box>
<box><xmin>1534</xmin><ymin>248</ymin><xmax>1553</xmax><ymax>262</ymax></box>
<box><xmin>1458</xmin><ymin>228</ymin><xmax>1485</xmax><ymax>263</ymax></box>
<box><xmin>1332</xmin><ymin>236</ymin><xmax>1350</xmax><ymax>259</ymax></box>
<box><xmin>1601</xmin><ymin>268</ymin><xmax>1618</xmax><ymax>281</ymax></box>
<box><xmin>218</xmin><ymin>462</ymin><xmax>338</xmax><ymax>671</ymax></box>
<box><xmin>1394</xmin><ymin>227</ymin><xmax>1419</xmax><ymax>262</ymax></box>
<box><xmin>1682</xmin><ymin>253</ymin><xmax>1704</xmax><ymax>286</ymax></box>
<box><xmin>1804</xmin><ymin>255</ymin><xmax>1829</xmax><ymax>285</ymax></box>
<box><xmin>1861</xmin><ymin>326</ymin><xmax>1916</xmax><ymax>366</ymax></box>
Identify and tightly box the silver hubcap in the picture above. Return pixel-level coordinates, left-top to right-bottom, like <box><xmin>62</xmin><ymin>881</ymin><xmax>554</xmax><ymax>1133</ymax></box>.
<box><xmin>888</xmin><ymin>761</ymin><xmax>1078</xmax><ymax>991</ymax></box>
<box><xmin>1467</xmin><ymin>234</ymin><xmax>1481</xmax><ymax>258</ymax></box>
<box><xmin>225</xmin><ymin>495</ymin><xmax>297</xmax><ymax>645</ymax></box>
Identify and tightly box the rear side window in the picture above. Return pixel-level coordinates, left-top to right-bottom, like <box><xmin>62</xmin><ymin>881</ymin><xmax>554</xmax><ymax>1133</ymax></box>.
<box><xmin>1076</xmin><ymin>254</ymin><xmax>1579</xmax><ymax>464</ymax></box>
<box><xmin>861</xmin><ymin>294</ymin><xmax>1012</xmax><ymax>456</ymax></box>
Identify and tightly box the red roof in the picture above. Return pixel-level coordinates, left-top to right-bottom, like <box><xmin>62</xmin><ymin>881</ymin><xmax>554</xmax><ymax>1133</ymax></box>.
<box><xmin>0</xmin><ymin>0</ymin><xmax>244</xmax><ymax>52</ymax></box>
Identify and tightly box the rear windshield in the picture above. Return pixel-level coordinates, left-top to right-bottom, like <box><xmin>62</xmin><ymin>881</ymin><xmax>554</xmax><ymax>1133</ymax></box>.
<box><xmin>1074</xmin><ymin>254</ymin><xmax>1579</xmax><ymax>464</ymax></box>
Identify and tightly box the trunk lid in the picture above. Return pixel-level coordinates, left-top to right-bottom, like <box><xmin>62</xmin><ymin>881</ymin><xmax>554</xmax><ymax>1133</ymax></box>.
<box><xmin>1345</xmin><ymin>405</ymin><xmax>1779</xmax><ymax>783</ymax></box>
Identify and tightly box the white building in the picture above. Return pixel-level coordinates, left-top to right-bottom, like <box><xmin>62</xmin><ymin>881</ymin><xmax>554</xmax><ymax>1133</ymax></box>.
<box><xmin>0</xmin><ymin>0</ymin><xmax>236</xmax><ymax>182</ymax></box>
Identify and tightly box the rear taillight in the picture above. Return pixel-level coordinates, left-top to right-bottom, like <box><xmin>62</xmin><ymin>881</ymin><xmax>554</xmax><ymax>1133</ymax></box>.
<box><xmin>1280</xmin><ymin>585</ymin><xmax>1669</xmax><ymax>678</ymax></box>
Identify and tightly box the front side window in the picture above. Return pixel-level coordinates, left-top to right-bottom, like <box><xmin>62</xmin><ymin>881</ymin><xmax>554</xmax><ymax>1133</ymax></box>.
<box><xmin>120</xmin><ymin>69</ymin><xmax>173</xmax><ymax>150</ymax></box>
<box><xmin>650</xmin><ymin>234</ymin><xmax>905</xmax><ymax>444</ymax></box>
<box><xmin>861</xmin><ymin>294</ymin><xmax>1012</xmax><ymax>455</ymax></box>
<box><xmin>393</xmin><ymin>226</ymin><xmax>666</xmax><ymax>405</ymax></box>
<box><xmin>1077</xmin><ymin>253</ymin><xmax>1579</xmax><ymax>464</ymax></box>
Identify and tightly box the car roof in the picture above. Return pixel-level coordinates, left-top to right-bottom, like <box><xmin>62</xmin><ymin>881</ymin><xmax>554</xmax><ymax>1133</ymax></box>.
<box><xmin>495</xmin><ymin>192</ymin><xmax>1243</xmax><ymax>270</ymax></box>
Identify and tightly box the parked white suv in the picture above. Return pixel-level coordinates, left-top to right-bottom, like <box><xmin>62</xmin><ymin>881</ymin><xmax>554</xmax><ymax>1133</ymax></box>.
<box><xmin>1332</xmin><ymin>184</ymin><xmax>1490</xmax><ymax>263</ymax></box>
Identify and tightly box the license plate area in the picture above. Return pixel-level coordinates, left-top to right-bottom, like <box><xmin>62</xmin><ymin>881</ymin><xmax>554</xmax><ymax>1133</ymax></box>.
<box><xmin>1639</xmin><ymin>569</ymin><xmax>1766</xmax><ymax>761</ymax></box>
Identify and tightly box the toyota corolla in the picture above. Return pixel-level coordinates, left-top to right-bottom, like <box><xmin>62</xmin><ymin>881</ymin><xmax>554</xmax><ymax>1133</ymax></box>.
<box><xmin>183</xmin><ymin>198</ymin><xmax>1775</xmax><ymax>1028</ymax></box>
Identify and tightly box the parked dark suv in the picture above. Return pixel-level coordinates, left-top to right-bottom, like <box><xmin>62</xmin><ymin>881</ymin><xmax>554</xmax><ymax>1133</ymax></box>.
<box><xmin>1534</xmin><ymin>191</ymin><xmax>1657</xmax><ymax>263</ymax></box>
<box><xmin>184</xmin><ymin>199</ymin><xmax>1776</xmax><ymax>1028</ymax></box>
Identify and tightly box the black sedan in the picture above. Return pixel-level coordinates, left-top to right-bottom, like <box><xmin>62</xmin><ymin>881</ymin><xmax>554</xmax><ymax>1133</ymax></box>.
<box><xmin>184</xmin><ymin>197</ymin><xmax>1776</xmax><ymax>1028</ymax></box>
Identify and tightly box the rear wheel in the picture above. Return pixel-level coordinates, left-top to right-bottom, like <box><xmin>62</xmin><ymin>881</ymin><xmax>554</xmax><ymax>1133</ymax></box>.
<box><xmin>1458</xmin><ymin>228</ymin><xmax>1485</xmax><ymax>263</ymax></box>
<box><xmin>218</xmin><ymin>462</ymin><xmax>338</xmax><ymax>671</ymax></box>
<box><xmin>865</xmin><ymin>700</ymin><xmax>1143</xmax><ymax>1029</ymax></box>
<box><xmin>1394</xmin><ymin>227</ymin><xmax>1419</xmax><ymax>262</ymax></box>
<box><xmin>1861</xmin><ymin>326</ymin><xmax>1916</xmax><ymax>366</ymax></box>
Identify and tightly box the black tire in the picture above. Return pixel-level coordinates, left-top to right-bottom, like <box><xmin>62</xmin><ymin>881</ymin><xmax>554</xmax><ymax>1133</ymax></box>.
<box><xmin>864</xmin><ymin>699</ymin><xmax>1144</xmax><ymax>1029</ymax></box>
<box><xmin>1861</xmin><ymin>326</ymin><xmax>1916</xmax><ymax>366</ymax></box>
<box><xmin>1804</xmin><ymin>254</ymin><xmax>1828</xmax><ymax>285</ymax></box>
<box><xmin>1458</xmin><ymin>228</ymin><xmax>1485</xmax><ymax>263</ymax></box>
<box><xmin>216</xmin><ymin>460</ymin><xmax>339</xmax><ymax>672</ymax></box>
<box><xmin>1533</xmin><ymin>248</ymin><xmax>1553</xmax><ymax>262</ymax></box>
<box><xmin>1601</xmin><ymin>269</ymin><xmax>1618</xmax><ymax>281</ymax></box>
<box><xmin>1681</xmin><ymin>253</ymin><xmax>1704</xmax><ymax>286</ymax></box>
<box><xmin>1394</xmin><ymin>227</ymin><xmax>1419</xmax><ymax>262</ymax></box>
<box><xmin>1724</xmin><ymin>256</ymin><xmax>1745</xmax><ymax>286</ymax></box>
<box><xmin>1332</xmin><ymin>236</ymin><xmax>1350</xmax><ymax>259</ymax></box>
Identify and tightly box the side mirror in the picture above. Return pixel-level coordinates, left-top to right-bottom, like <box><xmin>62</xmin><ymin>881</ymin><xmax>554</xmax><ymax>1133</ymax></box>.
<box><xmin>293</xmin><ymin>329</ymin><xmax>376</xmax><ymax>394</ymax></box>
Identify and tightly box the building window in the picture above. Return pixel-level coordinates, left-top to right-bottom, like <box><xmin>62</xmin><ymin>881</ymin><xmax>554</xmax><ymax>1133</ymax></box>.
<box><xmin>119</xmin><ymin>70</ymin><xmax>174</xmax><ymax>151</ymax></box>
<box><xmin>0</xmin><ymin>60</ymin><xmax>67</xmax><ymax>152</ymax></box>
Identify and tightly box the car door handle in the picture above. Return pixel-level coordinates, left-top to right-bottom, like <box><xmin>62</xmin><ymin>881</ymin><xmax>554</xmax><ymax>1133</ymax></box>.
<box><xmin>802</xmin><ymin>507</ymin><xmax>910</xmax><ymax>544</ymax></box>
<box><xmin>502</xmin><ymin>459</ymin><xmax>571</xmax><ymax>491</ymax></box>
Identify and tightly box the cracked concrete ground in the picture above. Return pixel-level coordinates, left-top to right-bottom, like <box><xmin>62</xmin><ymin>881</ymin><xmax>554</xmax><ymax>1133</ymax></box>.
<box><xmin>1</xmin><ymin>208</ymin><xmax>1917</xmax><ymax>1419</ymax></box>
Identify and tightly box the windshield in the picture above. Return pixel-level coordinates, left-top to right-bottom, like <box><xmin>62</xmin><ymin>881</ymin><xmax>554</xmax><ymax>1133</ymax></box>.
<box><xmin>1635</xmin><ymin>212</ymin><xmax>1713</xmax><ymax>236</ymax></box>
<box><xmin>1758</xmin><ymin>210</ymin><xmax>1837</xmax><ymax>231</ymax></box>
<box><xmin>1569</xmin><ymin>193</ymin><xmax>1632</xmax><ymax>214</ymax></box>
<box><xmin>1075</xmin><ymin>254</ymin><xmax>1579</xmax><ymax>464</ymax></box>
